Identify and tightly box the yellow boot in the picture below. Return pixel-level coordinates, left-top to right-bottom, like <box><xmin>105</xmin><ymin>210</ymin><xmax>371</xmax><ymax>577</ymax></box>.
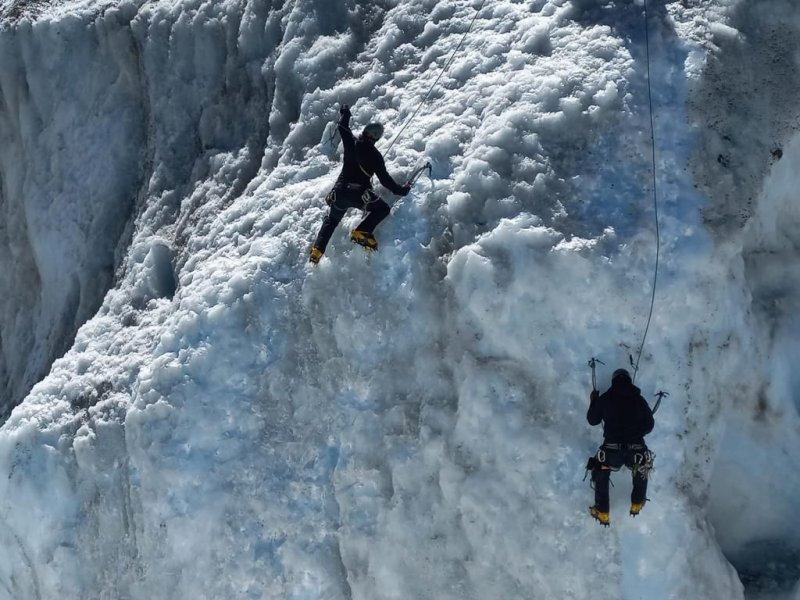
<box><xmin>630</xmin><ymin>502</ymin><xmax>645</xmax><ymax>516</ymax></box>
<box><xmin>309</xmin><ymin>246</ymin><xmax>323</xmax><ymax>264</ymax></box>
<box><xmin>350</xmin><ymin>230</ymin><xmax>378</xmax><ymax>251</ymax></box>
<box><xmin>590</xmin><ymin>506</ymin><xmax>610</xmax><ymax>526</ymax></box>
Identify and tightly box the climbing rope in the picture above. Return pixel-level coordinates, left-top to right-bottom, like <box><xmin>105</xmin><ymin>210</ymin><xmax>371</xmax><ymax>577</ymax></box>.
<box><xmin>384</xmin><ymin>0</ymin><xmax>488</xmax><ymax>154</ymax></box>
<box><xmin>632</xmin><ymin>0</ymin><xmax>661</xmax><ymax>384</ymax></box>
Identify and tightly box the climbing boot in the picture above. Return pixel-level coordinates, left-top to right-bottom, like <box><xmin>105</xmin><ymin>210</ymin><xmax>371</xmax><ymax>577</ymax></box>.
<box><xmin>350</xmin><ymin>230</ymin><xmax>378</xmax><ymax>251</ymax></box>
<box><xmin>590</xmin><ymin>506</ymin><xmax>610</xmax><ymax>527</ymax></box>
<box><xmin>309</xmin><ymin>246</ymin><xmax>323</xmax><ymax>265</ymax></box>
<box><xmin>630</xmin><ymin>501</ymin><xmax>645</xmax><ymax>517</ymax></box>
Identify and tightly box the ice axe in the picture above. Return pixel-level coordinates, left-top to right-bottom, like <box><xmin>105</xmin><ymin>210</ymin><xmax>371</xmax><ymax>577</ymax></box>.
<box><xmin>321</xmin><ymin>102</ymin><xmax>349</xmax><ymax>153</ymax></box>
<box><xmin>652</xmin><ymin>390</ymin><xmax>669</xmax><ymax>415</ymax></box>
<box><xmin>588</xmin><ymin>357</ymin><xmax>604</xmax><ymax>392</ymax></box>
<box><xmin>390</xmin><ymin>161</ymin><xmax>433</xmax><ymax>215</ymax></box>
<box><xmin>406</xmin><ymin>161</ymin><xmax>432</xmax><ymax>188</ymax></box>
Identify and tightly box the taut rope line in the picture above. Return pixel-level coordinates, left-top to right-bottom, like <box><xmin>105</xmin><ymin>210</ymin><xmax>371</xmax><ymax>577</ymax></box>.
<box><xmin>632</xmin><ymin>0</ymin><xmax>661</xmax><ymax>384</ymax></box>
<box><xmin>384</xmin><ymin>0</ymin><xmax>488</xmax><ymax>154</ymax></box>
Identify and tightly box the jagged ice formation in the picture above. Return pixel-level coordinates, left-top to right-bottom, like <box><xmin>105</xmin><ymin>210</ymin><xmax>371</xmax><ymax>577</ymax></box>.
<box><xmin>0</xmin><ymin>0</ymin><xmax>798</xmax><ymax>598</ymax></box>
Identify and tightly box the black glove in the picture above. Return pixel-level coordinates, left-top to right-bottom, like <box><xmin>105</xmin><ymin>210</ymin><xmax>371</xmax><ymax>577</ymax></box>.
<box><xmin>399</xmin><ymin>183</ymin><xmax>411</xmax><ymax>197</ymax></box>
<box><xmin>339</xmin><ymin>104</ymin><xmax>351</xmax><ymax>120</ymax></box>
<box><xmin>590</xmin><ymin>390</ymin><xmax>599</xmax><ymax>401</ymax></box>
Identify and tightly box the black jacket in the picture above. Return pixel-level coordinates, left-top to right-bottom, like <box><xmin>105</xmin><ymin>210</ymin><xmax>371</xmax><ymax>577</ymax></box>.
<box><xmin>587</xmin><ymin>378</ymin><xmax>654</xmax><ymax>444</ymax></box>
<box><xmin>334</xmin><ymin>114</ymin><xmax>405</xmax><ymax>195</ymax></box>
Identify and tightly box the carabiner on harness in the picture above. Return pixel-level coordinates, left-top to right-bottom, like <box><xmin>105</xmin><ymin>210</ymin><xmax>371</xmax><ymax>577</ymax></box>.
<box><xmin>632</xmin><ymin>449</ymin><xmax>655</xmax><ymax>478</ymax></box>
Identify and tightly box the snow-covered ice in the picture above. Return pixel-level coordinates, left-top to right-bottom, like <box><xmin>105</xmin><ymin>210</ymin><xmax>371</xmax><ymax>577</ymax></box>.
<box><xmin>0</xmin><ymin>0</ymin><xmax>798</xmax><ymax>598</ymax></box>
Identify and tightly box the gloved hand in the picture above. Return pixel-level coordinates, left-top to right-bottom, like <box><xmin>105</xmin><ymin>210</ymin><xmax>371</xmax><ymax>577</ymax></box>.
<box><xmin>399</xmin><ymin>183</ymin><xmax>411</xmax><ymax>197</ymax></box>
<box><xmin>339</xmin><ymin>104</ymin><xmax>351</xmax><ymax>120</ymax></box>
<box><xmin>590</xmin><ymin>390</ymin><xmax>599</xmax><ymax>401</ymax></box>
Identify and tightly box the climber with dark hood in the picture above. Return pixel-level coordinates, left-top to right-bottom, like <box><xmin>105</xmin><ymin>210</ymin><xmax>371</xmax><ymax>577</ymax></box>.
<box><xmin>309</xmin><ymin>104</ymin><xmax>410</xmax><ymax>264</ymax></box>
<box><xmin>586</xmin><ymin>368</ymin><xmax>655</xmax><ymax>526</ymax></box>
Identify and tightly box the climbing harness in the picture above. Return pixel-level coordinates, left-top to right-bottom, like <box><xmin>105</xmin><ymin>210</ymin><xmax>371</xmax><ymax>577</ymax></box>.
<box><xmin>632</xmin><ymin>447</ymin><xmax>656</xmax><ymax>478</ymax></box>
<box><xmin>599</xmin><ymin>443</ymin><xmax>655</xmax><ymax>478</ymax></box>
<box><xmin>584</xmin><ymin>443</ymin><xmax>655</xmax><ymax>482</ymax></box>
<box><xmin>632</xmin><ymin>0</ymin><xmax>662</xmax><ymax>384</ymax></box>
<box><xmin>326</xmin><ymin>184</ymin><xmax>376</xmax><ymax>211</ymax></box>
<box><xmin>384</xmin><ymin>0</ymin><xmax>488</xmax><ymax>154</ymax></box>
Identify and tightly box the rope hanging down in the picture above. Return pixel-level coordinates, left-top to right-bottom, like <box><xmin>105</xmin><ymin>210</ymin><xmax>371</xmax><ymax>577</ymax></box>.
<box><xmin>384</xmin><ymin>0</ymin><xmax>488</xmax><ymax>154</ymax></box>
<box><xmin>632</xmin><ymin>0</ymin><xmax>661</xmax><ymax>384</ymax></box>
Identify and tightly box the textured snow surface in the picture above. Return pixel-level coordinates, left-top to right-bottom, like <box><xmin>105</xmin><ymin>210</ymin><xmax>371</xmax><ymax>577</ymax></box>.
<box><xmin>0</xmin><ymin>0</ymin><xmax>798</xmax><ymax>598</ymax></box>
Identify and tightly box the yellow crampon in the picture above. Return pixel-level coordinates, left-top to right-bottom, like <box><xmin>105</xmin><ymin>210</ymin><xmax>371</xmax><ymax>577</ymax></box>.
<box><xmin>350</xmin><ymin>230</ymin><xmax>378</xmax><ymax>251</ymax></box>
<box><xmin>590</xmin><ymin>506</ymin><xmax>610</xmax><ymax>526</ymax></box>
<box><xmin>630</xmin><ymin>502</ymin><xmax>645</xmax><ymax>517</ymax></box>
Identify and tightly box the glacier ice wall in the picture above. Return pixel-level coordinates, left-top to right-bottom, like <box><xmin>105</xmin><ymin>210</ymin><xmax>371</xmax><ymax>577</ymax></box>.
<box><xmin>0</xmin><ymin>0</ymin><xmax>797</xmax><ymax>598</ymax></box>
<box><xmin>0</xmin><ymin>5</ymin><xmax>145</xmax><ymax>417</ymax></box>
<box><xmin>685</xmin><ymin>2</ymin><xmax>800</xmax><ymax>597</ymax></box>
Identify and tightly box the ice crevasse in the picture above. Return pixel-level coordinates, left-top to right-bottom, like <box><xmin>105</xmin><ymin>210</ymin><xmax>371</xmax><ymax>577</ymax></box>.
<box><xmin>0</xmin><ymin>0</ymin><xmax>798</xmax><ymax>598</ymax></box>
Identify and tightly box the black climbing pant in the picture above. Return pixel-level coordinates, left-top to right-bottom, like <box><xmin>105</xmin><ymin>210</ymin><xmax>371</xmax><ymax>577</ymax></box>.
<box><xmin>313</xmin><ymin>185</ymin><xmax>390</xmax><ymax>252</ymax></box>
<box><xmin>591</xmin><ymin>443</ymin><xmax>651</xmax><ymax>513</ymax></box>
